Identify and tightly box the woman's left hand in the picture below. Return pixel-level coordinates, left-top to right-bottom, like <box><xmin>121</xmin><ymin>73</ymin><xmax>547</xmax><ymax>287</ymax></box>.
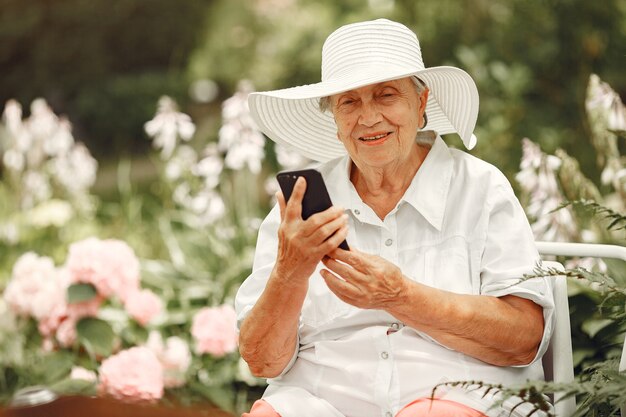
<box><xmin>321</xmin><ymin>248</ymin><xmax>407</xmax><ymax>310</ymax></box>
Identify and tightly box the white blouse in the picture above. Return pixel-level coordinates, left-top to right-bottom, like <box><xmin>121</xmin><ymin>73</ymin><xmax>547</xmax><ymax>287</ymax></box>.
<box><xmin>235</xmin><ymin>135</ymin><xmax>554</xmax><ymax>417</ymax></box>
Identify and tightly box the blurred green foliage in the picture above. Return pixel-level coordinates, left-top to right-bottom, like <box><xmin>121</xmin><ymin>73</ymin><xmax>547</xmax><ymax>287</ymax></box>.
<box><xmin>0</xmin><ymin>0</ymin><xmax>208</xmax><ymax>158</ymax></box>
<box><xmin>1</xmin><ymin>0</ymin><xmax>624</xmax><ymax>182</ymax></box>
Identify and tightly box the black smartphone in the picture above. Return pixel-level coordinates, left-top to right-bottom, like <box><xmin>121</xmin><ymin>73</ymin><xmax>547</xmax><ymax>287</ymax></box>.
<box><xmin>276</xmin><ymin>169</ymin><xmax>349</xmax><ymax>251</ymax></box>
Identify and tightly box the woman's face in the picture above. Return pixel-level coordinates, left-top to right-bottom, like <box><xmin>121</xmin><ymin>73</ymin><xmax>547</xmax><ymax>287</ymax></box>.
<box><xmin>330</xmin><ymin>77</ymin><xmax>428</xmax><ymax>169</ymax></box>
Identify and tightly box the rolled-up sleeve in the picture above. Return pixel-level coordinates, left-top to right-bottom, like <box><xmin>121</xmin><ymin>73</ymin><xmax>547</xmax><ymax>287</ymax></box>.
<box><xmin>479</xmin><ymin>181</ymin><xmax>555</xmax><ymax>367</ymax></box>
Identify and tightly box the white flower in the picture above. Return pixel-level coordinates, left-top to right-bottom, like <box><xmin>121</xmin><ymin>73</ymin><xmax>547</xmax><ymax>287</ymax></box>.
<box><xmin>164</xmin><ymin>145</ymin><xmax>197</xmax><ymax>181</ymax></box>
<box><xmin>144</xmin><ymin>96</ymin><xmax>196</xmax><ymax>160</ymax></box>
<box><xmin>223</xmin><ymin>139</ymin><xmax>265</xmax><ymax>174</ymax></box>
<box><xmin>2</xmin><ymin>148</ymin><xmax>25</xmax><ymax>172</ymax></box>
<box><xmin>22</xmin><ymin>170</ymin><xmax>52</xmax><ymax>208</ymax></box>
<box><xmin>70</xmin><ymin>366</ymin><xmax>98</xmax><ymax>383</ymax></box>
<box><xmin>26</xmin><ymin>199</ymin><xmax>74</xmax><ymax>228</ymax></box>
<box><xmin>192</xmin><ymin>144</ymin><xmax>223</xmax><ymax>189</ymax></box>
<box><xmin>586</xmin><ymin>74</ymin><xmax>626</xmax><ymax>132</ymax></box>
<box><xmin>51</xmin><ymin>143</ymin><xmax>98</xmax><ymax>195</ymax></box>
<box><xmin>0</xmin><ymin>222</ymin><xmax>19</xmax><ymax>244</ymax></box>
<box><xmin>516</xmin><ymin>138</ymin><xmax>577</xmax><ymax>242</ymax></box>
<box><xmin>218</xmin><ymin>80</ymin><xmax>266</xmax><ymax>173</ymax></box>
<box><xmin>2</xmin><ymin>99</ymin><xmax>23</xmax><ymax>136</ymax></box>
<box><xmin>28</xmin><ymin>99</ymin><xmax>58</xmax><ymax>138</ymax></box>
<box><xmin>173</xmin><ymin>185</ymin><xmax>225</xmax><ymax>225</ymax></box>
<box><xmin>43</xmin><ymin>118</ymin><xmax>74</xmax><ymax>157</ymax></box>
<box><xmin>264</xmin><ymin>177</ymin><xmax>280</xmax><ymax>199</ymax></box>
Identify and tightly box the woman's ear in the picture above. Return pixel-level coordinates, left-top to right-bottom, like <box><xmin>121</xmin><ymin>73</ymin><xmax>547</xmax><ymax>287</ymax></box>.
<box><xmin>419</xmin><ymin>89</ymin><xmax>429</xmax><ymax>129</ymax></box>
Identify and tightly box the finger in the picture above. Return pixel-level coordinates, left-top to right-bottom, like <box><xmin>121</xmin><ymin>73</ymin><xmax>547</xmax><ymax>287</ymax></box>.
<box><xmin>327</xmin><ymin>247</ymin><xmax>366</xmax><ymax>271</ymax></box>
<box><xmin>277</xmin><ymin>191</ymin><xmax>286</xmax><ymax>220</ymax></box>
<box><xmin>321</xmin><ymin>239</ymin><xmax>355</xmax><ymax>278</ymax></box>
<box><xmin>284</xmin><ymin>177</ymin><xmax>306</xmax><ymax>220</ymax></box>
<box><xmin>306</xmin><ymin>212</ymin><xmax>347</xmax><ymax>242</ymax></box>
<box><xmin>309</xmin><ymin>205</ymin><xmax>346</xmax><ymax>226</ymax></box>
<box><xmin>322</xmin><ymin>225</ymin><xmax>349</xmax><ymax>253</ymax></box>
<box><xmin>321</xmin><ymin>269</ymin><xmax>361</xmax><ymax>304</ymax></box>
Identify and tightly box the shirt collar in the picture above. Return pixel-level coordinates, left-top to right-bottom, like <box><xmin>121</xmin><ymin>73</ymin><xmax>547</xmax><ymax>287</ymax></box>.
<box><xmin>402</xmin><ymin>135</ymin><xmax>453</xmax><ymax>231</ymax></box>
<box><xmin>329</xmin><ymin>155</ymin><xmax>365</xmax><ymax>214</ymax></box>
<box><xmin>326</xmin><ymin>135</ymin><xmax>453</xmax><ymax>230</ymax></box>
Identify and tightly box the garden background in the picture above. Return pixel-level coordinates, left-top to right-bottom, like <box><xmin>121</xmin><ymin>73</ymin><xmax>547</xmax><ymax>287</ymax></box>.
<box><xmin>0</xmin><ymin>0</ymin><xmax>625</xmax><ymax>416</ymax></box>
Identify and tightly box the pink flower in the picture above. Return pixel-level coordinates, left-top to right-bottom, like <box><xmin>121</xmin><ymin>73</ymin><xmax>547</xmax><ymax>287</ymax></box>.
<box><xmin>66</xmin><ymin>295</ymin><xmax>103</xmax><ymax>320</ymax></box>
<box><xmin>3</xmin><ymin>252</ymin><xmax>65</xmax><ymax>321</ymax></box>
<box><xmin>191</xmin><ymin>305</ymin><xmax>238</xmax><ymax>356</ymax></box>
<box><xmin>37</xmin><ymin>303</ymin><xmax>67</xmax><ymax>338</ymax></box>
<box><xmin>64</xmin><ymin>237</ymin><xmax>140</xmax><ymax>302</ymax></box>
<box><xmin>124</xmin><ymin>289</ymin><xmax>163</xmax><ymax>326</ymax></box>
<box><xmin>56</xmin><ymin>317</ymin><xmax>77</xmax><ymax>347</ymax></box>
<box><xmin>145</xmin><ymin>331</ymin><xmax>191</xmax><ymax>388</ymax></box>
<box><xmin>98</xmin><ymin>346</ymin><xmax>164</xmax><ymax>402</ymax></box>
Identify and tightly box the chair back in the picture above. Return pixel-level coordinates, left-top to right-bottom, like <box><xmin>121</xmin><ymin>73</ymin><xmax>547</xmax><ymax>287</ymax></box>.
<box><xmin>540</xmin><ymin>261</ymin><xmax>576</xmax><ymax>417</ymax></box>
<box><xmin>537</xmin><ymin>241</ymin><xmax>626</xmax><ymax>417</ymax></box>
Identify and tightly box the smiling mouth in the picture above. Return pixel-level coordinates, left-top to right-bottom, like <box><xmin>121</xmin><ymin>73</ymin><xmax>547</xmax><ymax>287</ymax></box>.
<box><xmin>358</xmin><ymin>132</ymin><xmax>391</xmax><ymax>142</ymax></box>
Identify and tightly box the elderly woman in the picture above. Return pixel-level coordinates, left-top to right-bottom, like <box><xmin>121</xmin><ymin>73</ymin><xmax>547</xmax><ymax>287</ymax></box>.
<box><xmin>235</xmin><ymin>19</ymin><xmax>554</xmax><ymax>417</ymax></box>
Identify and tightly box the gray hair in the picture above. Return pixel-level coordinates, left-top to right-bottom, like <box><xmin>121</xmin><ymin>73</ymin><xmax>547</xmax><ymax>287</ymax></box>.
<box><xmin>318</xmin><ymin>76</ymin><xmax>428</xmax><ymax>114</ymax></box>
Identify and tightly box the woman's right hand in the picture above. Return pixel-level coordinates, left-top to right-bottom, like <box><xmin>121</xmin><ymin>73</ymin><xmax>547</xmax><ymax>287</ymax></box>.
<box><xmin>275</xmin><ymin>176</ymin><xmax>349</xmax><ymax>284</ymax></box>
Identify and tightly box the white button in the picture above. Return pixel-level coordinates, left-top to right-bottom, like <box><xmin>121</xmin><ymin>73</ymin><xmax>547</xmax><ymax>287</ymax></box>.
<box><xmin>391</xmin><ymin>322</ymin><xmax>399</xmax><ymax>330</ymax></box>
<box><xmin>385</xmin><ymin>238</ymin><xmax>393</xmax><ymax>246</ymax></box>
<box><xmin>354</xmin><ymin>209</ymin><xmax>360</xmax><ymax>215</ymax></box>
<box><xmin>381</xmin><ymin>351</ymin><xmax>389</xmax><ymax>359</ymax></box>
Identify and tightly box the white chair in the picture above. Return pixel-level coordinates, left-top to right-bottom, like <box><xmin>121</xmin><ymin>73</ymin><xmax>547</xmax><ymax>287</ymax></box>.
<box><xmin>536</xmin><ymin>241</ymin><xmax>626</xmax><ymax>417</ymax></box>
<box><xmin>540</xmin><ymin>261</ymin><xmax>576</xmax><ymax>417</ymax></box>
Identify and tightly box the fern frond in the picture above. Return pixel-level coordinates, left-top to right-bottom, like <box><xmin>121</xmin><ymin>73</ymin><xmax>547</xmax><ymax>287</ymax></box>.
<box><xmin>555</xmin><ymin>199</ymin><xmax>626</xmax><ymax>231</ymax></box>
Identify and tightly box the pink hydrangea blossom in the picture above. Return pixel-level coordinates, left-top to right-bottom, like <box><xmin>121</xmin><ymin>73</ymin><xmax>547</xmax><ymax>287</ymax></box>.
<box><xmin>55</xmin><ymin>317</ymin><xmax>77</xmax><ymax>347</ymax></box>
<box><xmin>64</xmin><ymin>237</ymin><xmax>141</xmax><ymax>302</ymax></box>
<box><xmin>3</xmin><ymin>252</ymin><xmax>65</xmax><ymax>321</ymax></box>
<box><xmin>191</xmin><ymin>305</ymin><xmax>238</xmax><ymax>356</ymax></box>
<box><xmin>98</xmin><ymin>346</ymin><xmax>164</xmax><ymax>402</ymax></box>
<box><xmin>37</xmin><ymin>295</ymin><xmax>102</xmax><ymax>344</ymax></box>
<box><xmin>37</xmin><ymin>303</ymin><xmax>67</xmax><ymax>338</ymax></box>
<box><xmin>146</xmin><ymin>331</ymin><xmax>191</xmax><ymax>388</ymax></box>
<box><xmin>124</xmin><ymin>289</ymin><xmax>163</xmax><ymax>326</ymax></box>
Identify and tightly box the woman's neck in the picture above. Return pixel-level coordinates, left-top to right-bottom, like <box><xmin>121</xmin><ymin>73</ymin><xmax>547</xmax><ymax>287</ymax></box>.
<box><xmin>350</xmin><ymin>143</ymin><xmax>429</xmax><ymax>219</ymax></box>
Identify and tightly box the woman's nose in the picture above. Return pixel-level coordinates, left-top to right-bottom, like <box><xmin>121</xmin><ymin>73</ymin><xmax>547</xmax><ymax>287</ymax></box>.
<box><xmin>358</xmin><ymin>102</ymin><xmax>383</xmax><ymax>127</ymax></box>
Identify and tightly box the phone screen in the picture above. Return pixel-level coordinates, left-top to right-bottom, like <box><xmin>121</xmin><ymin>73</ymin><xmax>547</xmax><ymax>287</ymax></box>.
<box><xmin>276</xmin><ymin>169</ymin><xmax>349</xmax><ymax>250</ymax></box>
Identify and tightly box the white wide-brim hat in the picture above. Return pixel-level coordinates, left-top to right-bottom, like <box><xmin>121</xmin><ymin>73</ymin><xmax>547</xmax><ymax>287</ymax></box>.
<box><xmin>248</xmin><ymin>19</ymin><xmax>479</xmax><ymax>162</ymax></box>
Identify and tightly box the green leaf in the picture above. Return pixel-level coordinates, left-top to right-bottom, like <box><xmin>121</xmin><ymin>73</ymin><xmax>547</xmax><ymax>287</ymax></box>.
<box><xmin>40</xmin><ymin>352</ymin><xmax>74</xmax><ymax>385</ymax></box>
<box><xmin>76</xmin><ymin>318</ymin><xmax>115</xmax><ymax>358</ymax></box>
<box><xmin>50</xmin><ymin>378</ymin><xmax>97</xmax><ymax>397</ymax></box>
<box><xmin>188</xmin><ymin>380</ymin><xmax>235</xmax><ymax>412</ymax></box>
<box><xmin>581</xmin><ymin>318</ymin><xmax>614</xmax><ymax>338</ymax></box>
<box><xmin>67</xmin><ymin>284</ymin><xmax>98</xmax><ymax>304</ymax></box>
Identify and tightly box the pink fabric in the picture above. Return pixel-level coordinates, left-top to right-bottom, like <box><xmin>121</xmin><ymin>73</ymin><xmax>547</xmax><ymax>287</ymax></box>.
<box><xmin>395</xmin><ymin>398</ymin><xmax>488</xmax><ymax>417</ymax></box>
<box><xmin>242</xmin><ymin>398</ymin><xmax>487</xmax><ymax>417</ymax></box>
<box><xmin>242</xmin><ymin>400</ymin><xmax>282</xmax><ymax>417</ymax></box>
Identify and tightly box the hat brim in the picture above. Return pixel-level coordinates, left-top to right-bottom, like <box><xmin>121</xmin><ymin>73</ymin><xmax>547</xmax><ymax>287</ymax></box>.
<box><xmin>249</xmin><ymin>66</ymin><xmax>478</xmax><ymax>162</ymax></box>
